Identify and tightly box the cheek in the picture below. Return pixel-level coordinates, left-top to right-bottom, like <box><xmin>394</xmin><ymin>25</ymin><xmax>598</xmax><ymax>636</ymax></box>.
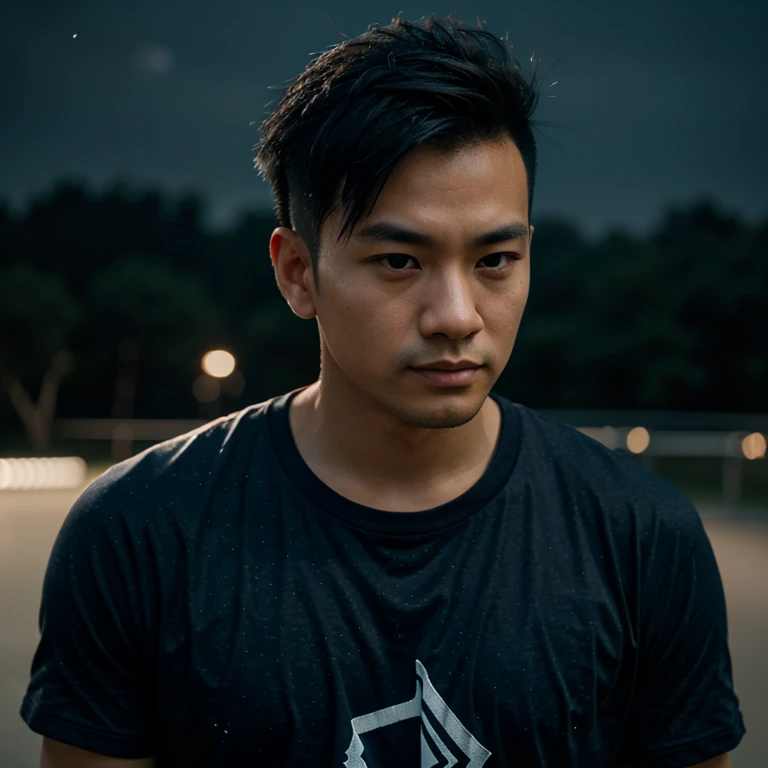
<box><xmin>320</xmin><ymin>293</ymin><xmax>403</xmax><ymax>365</ymax></box>
<box><xmin>502</xmin><ymin>268</ymin><xmax>530</xmax><ymax>321</ymax></box>
<box><xmin>487</xmin><ymin>280</ymin><xmax>529</xmax><ymax>324</ymax></box>
<box><xmin>514</xmin><ymin>282</ymin><xmax>530</xmax><ymax>318</ymax></box>
<box><xmin>481</xmin><ymin>287</ymin><xmax>529</xmax><ymax>356</ymax></box>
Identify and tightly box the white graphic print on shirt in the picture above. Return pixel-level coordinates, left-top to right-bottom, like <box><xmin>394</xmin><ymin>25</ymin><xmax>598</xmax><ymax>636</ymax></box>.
<box><xmin>344</xmin><ymin>659</ymin><xmax>491</xmax><ymax>768</ymax></box>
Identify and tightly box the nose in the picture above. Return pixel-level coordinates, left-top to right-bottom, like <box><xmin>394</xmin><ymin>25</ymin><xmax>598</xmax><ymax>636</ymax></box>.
<box><xmin>417</xmin><ymin>268</ymin><xmax>484</xmax><ymax>340</ymax></box>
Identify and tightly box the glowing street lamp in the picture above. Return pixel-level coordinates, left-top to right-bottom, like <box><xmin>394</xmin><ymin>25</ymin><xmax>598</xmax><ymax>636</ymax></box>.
<box><xmin>194</xmin><ymin>350</ymin><xmax>244</xmax><ymax>408</ymax></box>
<box><xmin>202</xmin><ymin>350</ymin><xmax>236</xmax><ymax>378</ymax></box>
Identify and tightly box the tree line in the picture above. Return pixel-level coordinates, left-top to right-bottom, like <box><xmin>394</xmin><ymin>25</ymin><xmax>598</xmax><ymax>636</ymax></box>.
<box><xmin>1</xmin><ymin>180</ymin><xmax>766</xmax><ymax>451</ymax></box>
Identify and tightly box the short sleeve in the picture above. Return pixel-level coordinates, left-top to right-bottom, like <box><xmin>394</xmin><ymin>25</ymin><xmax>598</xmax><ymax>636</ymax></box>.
<box><xmin>619</xmin><ymin>501</ymin><xmax>745</xmax><ymax>767</ymax></box>
<box><xmin>20</xmin><ymin>473</ymin><xmax>157</xmax><ymax>759</ymax></box>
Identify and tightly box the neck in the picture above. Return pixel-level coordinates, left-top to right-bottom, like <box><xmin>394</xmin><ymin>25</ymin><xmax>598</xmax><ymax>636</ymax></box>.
<box><xmin>288</xmin><ymin>375</ymin><xmax>501</xmax><ymax>502</ymax></box>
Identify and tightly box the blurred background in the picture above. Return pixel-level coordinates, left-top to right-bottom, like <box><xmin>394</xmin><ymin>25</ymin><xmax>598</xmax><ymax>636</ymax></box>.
<box><xmin>0</xmin><ymin>1</ymin><xmax>766</xmax><ymax>766</ymax></box>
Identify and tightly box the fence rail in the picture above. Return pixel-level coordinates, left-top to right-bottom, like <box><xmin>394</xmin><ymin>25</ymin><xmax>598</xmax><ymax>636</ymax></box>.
<box><xmin>55</xmin><ymin>418</ymin><xmax>207</xmax><ymax>442</ymax></box>
<box><xmin>540</xmin><ymin>408</ymin><xmax>768</xmax><ymax>433</ymax></box>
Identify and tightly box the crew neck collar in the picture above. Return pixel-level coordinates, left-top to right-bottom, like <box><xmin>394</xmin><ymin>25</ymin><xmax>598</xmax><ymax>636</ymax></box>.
<box><xmin>266</xmin><ymin>386</ymin><xmax>522</xmax><ymax>536</ymax></box>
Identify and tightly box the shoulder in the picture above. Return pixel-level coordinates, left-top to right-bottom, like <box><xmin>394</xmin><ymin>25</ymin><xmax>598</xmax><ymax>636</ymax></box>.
<box><xmin>61</xmin><ymin>399</ymin><xmax>274</xmax><ymax>540</ymax></box>
<box><xmin>514</xmin><ymin>403</ymin><xmax>706</xmax><ymax>555</ymax></box>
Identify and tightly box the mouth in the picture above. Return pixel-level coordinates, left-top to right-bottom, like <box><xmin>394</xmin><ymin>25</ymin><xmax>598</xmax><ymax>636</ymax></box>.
<box><xmin>409</xmin><ymin>366</ymin><xmax>482</xmax><ymax>387</ymax></box>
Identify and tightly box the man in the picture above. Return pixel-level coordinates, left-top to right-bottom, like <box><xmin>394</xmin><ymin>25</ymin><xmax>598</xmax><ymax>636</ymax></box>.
<box><xmin>22</xmin><ymin>13</ymin><xmax>744</xmax><ymax>768</ymax></box>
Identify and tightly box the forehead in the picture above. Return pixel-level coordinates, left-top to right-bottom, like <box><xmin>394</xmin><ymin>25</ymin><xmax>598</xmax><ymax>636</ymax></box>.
<box><xmin>339</xmin><ymin>137</ymin><xmax>529</xmax><ymax>248</ymax></box>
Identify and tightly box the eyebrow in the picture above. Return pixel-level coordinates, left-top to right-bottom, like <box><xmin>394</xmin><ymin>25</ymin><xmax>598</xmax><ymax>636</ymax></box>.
<box><xmin>353</xmin><ymin>220</ymin><xmax>530</xmax><ymax>248</ymax></box>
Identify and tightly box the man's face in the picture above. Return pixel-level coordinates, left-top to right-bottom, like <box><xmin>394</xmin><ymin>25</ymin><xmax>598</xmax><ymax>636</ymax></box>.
<box><xmin>311</xmin><ymin>136</ymin><xmax>532</xmax><ymax>430</ymax></box>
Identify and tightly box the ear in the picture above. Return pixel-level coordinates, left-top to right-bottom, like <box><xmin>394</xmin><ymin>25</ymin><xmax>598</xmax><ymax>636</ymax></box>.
<box><xmin>529</xmin><ymin>224</ymin><xmax>534</xmax><ymax>243</ymax></box>
<box><xmin>269</xmin><ymin>227</ymin><xmax>317</xmax><ymax>320</ymax></box>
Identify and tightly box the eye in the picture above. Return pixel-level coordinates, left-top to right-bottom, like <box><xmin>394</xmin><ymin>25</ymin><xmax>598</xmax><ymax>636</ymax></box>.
<box><xmin>375</xmin><ymin>254</ymin><xmax>417</xmax><ymax>271</ymax></box>
<box><xmin>373</xmin><ymin>253</ymin><xmax>520</xmax><ymax>273</ymax></box>
<box><xmin>478</xmin><ymin>252</ymin><xmax>521</xmax><ymax>269</ymax></box>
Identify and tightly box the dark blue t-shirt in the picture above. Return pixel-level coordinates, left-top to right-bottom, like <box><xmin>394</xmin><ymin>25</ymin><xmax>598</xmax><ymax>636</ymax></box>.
<box><xmin>21</xmin><ymin>388</ymin><xmax>745</xmax><ymax>766</ymax></box>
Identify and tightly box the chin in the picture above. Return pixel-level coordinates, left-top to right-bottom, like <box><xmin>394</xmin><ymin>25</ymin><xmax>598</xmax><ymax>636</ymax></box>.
<box><xmin>385</xmin><ymin>390</ymin><xmax>485</xmax><ymax>431</ymax></box>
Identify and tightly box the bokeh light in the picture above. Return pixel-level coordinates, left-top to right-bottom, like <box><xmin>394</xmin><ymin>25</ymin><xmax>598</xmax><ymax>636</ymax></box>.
<box><xmin>220</xmin><ymin>369</ymin><xmax>246</xmax><ymax>397</ymax></box>
<box><xmin>741</xmin><ymin>432</ymin><xmax>767</xmax><ymax>460</ymax></box>
<box><xmin>192</xmin><ymin>375</ymin><xmax>221</xmax><ymax>403</ymax></box>
<box><xmin>627</xmin><ymin>426</ymin><xmax>650</xmax><ymax>454</ymax></box>
<box><xmin>202</xmin><ymin>350</ymin><xmax>236</xmax><ymax>378</ymax></box>
<box><xmin>0</xmin><ymin>457</ymin><xmax>87</xmax><ymax>490</ymax></box>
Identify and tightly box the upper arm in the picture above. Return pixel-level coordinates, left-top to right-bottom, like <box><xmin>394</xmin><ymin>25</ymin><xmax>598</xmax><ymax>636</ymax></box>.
<box><xmin>618</xmin><ymin>495</ymin><xmax>744</xmax><ymax>766</ymax></box>
<box><xmin>21</xmin><ymin>479</ymin><xmax>157</xmax><ymax>758</ymax></box>
<box><xmin>41</xmin><ymin>738</ymin><xmax>155</xmax><ymax>768</ymax></box>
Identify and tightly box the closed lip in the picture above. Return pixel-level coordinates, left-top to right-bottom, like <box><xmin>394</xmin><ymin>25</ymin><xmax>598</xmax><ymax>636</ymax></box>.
<box><xmin>412</xmin><ymin>360</ymin><xmax>482</xmax><ymax>371</ymax></box>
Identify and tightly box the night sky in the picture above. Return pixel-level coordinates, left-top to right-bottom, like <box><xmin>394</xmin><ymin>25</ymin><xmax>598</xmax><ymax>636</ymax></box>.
<box><xmin>2</xmin><ymin>0</ymin><xmax>766</xmax><ymax>236</ymax></box>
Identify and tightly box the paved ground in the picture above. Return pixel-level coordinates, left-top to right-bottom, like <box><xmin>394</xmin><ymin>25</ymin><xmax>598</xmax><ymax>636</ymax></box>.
<box><xmin>1</xmin><ymin>482</ymin><xmax>765</xmax><ymax>767</ymax></box>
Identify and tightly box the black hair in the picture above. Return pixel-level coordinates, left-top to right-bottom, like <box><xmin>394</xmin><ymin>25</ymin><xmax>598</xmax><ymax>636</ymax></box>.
<box><xmin>254</xmin><ymin>12</ymin><xmax>541</xmax><ymax>290</ymax></box>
